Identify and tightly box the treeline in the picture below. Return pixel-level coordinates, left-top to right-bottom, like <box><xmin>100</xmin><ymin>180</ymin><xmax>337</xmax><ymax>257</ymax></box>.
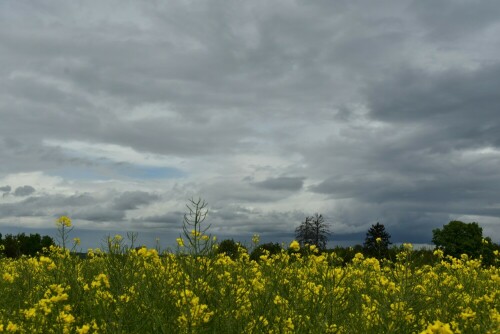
<box><xmin>216</xmin><ymin>219</ymin><xmax>500</xmax><ymax>267</ymax></box>
<box><xmin>217</xmin><ymin>241</ymin><xmax>443</xmax><ymax>267</ymax></box>
<box><xmin>0</xmin><ymin>233</ymin><xmax>55</xmax><ymax>258</ymax></box>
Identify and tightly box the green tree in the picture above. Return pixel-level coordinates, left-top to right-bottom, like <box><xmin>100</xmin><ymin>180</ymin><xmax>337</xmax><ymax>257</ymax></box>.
<box><xmin>432</xmin><ymin>221</ymin><xmax>484</xmax><ymax>259</ymax></box>
<box><xmin>0</xmin><ymin>233</ymin><xmax>55</xmax><ymax>258</ymax></box>
<box><xmin>217</xmin><ymin>239</ymin><xmax>247</xmax><ymax>260</ymax></box>
<box><xmin>250</xmin><ymin>242</ymin><xmax>282</xmax><ymax>262</ymax></box>
<box><xmin>363</xmin><ymin>222</ymin><xmax>391</xmax><ymax>258</ymax></box>
<box><xmin>295</xmin><ymin>213</ymin><xmax>330</xmax><ymax>250</ymax></box>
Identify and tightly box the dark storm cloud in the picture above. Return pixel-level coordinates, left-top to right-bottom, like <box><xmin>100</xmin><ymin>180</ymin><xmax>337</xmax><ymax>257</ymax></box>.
<box><xmin>365</xmin><ymin>65</ymin><xmax>500</xmax><ymax>147</ymax></box>
<box><xmin>1</xmin><ymin>0</ymin><xmax>500</xmax><ymax>245</ymax></box>
<box><xmin>13</xmin><ymin>185</ymin><xmax>36</xmax><ymax>197</ymax></box>
<box><xmin>253</xmin><ymin>177</ymin><xmax>305</xmax><ymax>191</ymax></box>
<box><xmin>0</xmin><ymin>191</ymin><xmax>159</xmax><ymax>224</ymax></box>
<box><xmin>72</xmin><ymin>207</ymin><xmax>125</xmax><ymax>223</ymax></box>
<box><xmin>0</xmin><ymin>193</ymin><xmax>101</xmax><ymax>218</ymax></box>
<box><xmin>0</xmin><ymin>185</ymin><xmax>11</xmax><ymax>192</ymax></box>
<box><xmin>0</xmin><ymin>137</ymin><xmax>96</xmax><ymax>175</ymax></box>
<box><xmin>410</xmin><ymin>0</ymin><xmax>500</xmax><ymax>41</ymax></box>
<box><xmin>132</xmin><ymin>212</ymin><xmax>183</xmax><ymax>227</ymax></box>
<box><xmin>112</xmin><ymin>191</ymin><xmax>160</xmax><ymax>210</ymax></box>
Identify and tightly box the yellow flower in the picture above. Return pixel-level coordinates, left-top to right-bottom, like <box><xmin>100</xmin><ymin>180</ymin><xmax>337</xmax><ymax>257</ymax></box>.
<box><xmin>176</xmin><ymin>238</ymin><xmax>185</xmax><ymax>247</ymax></box>
<box><xmin>420</xmin><ymin>320</ymin><xmax>454</xmax><ymax>334</ymax></box>
<box><xmin>433</xmin><ymin>249</ymin><xmax>444</xmax><ymax>259</ymax></box>
<box><xmin>76</xmin><ymin>325</ymin><xmax>90</xmax><ymax>334</ymax></box>
<box><xmin>403</xmin><ymin>243</ymin><xmax>413</xmax><ymax>251</ymax></box>
<box><xmin>376</xmin><ymin>237</ymin><xmax>382</xmax><ymax>243</ymax></box>
<box><xmin>289</xmin><ymin>240</ymin><xmax>300</xmax><ymax>252</ymax></box>
<box><xmin>57</xmin><ymin>216</ymin><xmax>72</xmax><ymax>227</ymax></box>
<box><xmin>6</xmin><ymin>322</ymin><xmax>19</xmax><ymax>332</ymax></box>
<box><xmin>460</xmin><ymin>308</ymin><xmax>476</xmax><ymax>320</ymax></box>
<box><xmin>24</xmin><ymin>308</ymin><xmax>36</xmax><ymax>319</ymax></box>
<box><xmin>57</xmin><ymin>311</ymin><xmax>75</xmax><ymax>324</ymax></box>
<box><xmin>3</xmin><ymin>273</ymin><xmax>14</xmax><ymax>283</ymax></box>
<box><xmin>73</xmin><ymin>238</ymin><xmax>81</xmax><ymax>246</ymax></box>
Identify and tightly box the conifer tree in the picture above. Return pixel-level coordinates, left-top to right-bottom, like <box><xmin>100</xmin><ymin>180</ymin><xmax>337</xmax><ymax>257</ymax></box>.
<box><xmin>363</xmin><ymin>222</ymin><xmax>391</xmax><ymax>258</ymax></box>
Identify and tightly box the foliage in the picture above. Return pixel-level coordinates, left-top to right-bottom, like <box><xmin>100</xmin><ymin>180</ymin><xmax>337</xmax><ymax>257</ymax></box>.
<box><xmin>295</xmin><ymin>213</ymin><xmax>330</xmax><ymax>250</ymax></box>
<box><xmin>432</xmin><ymin>221</ymin><xmax>488</xmax><ymax>260</ymax></box>
<box><xmin>216</xmin><ymin>239</ymin><xmax>247</xmax><ymax>260</ymax></box>
<box><xmin>249</xmin><ymin>242</ymin><xmax>282</xmax><ymax>262</ymax></box>
<box><xmin>363</xmin><ymin>222</ymin><xmax>392</xmax><ymax>259</ymax></box>
<box><xmin>0</xmin><ymin>233</ymin><xmax>54</xmax><ymax>258</ymax></box>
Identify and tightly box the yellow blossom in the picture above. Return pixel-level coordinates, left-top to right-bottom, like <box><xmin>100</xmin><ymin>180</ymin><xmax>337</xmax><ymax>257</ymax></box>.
<box><xmin>420</xmin><ymin>320</ymin><xmax>454</xmax><ymax>334</ymax></box>
<box><xmin>289</xmin><ymin>240</ymin><xmax>300</xmax><ymax>252</ymax></box>
<box><xmin>403</xmin><ymin>243</ymin><xmax>413</xmax><ymax>251</ymax></box>
<box><xmin>6</xmin><ymin>322</ymin><xmax>18</xmax><ymax>332</ymax></box>
<box><xmin>3</xmin><ymin>273</ymin><xmax>14</xmax><ymax>283</ymax></box>
<box><xmin>76</xmin><ymin>325</ymin><xmax>90</xmax><ymax>334</ymax></box>
<box><xmin>57</xmin><ymin>216</ymin><xmax>72</xmax><ymax>227</ymax></box>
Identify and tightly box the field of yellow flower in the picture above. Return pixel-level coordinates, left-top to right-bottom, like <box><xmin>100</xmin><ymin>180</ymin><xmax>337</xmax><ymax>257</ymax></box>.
<box><xmin>1</xmin><ymin>235</ymin><xmax>499</xmax><ymax>333</ymax></box>
<box><xmin>0</xmin><ymin>217</ymin><xmax>500</xmax><ymax>334</ymax></box>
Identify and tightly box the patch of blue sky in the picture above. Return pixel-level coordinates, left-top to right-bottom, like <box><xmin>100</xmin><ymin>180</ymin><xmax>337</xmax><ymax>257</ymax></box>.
<box><xmin>49</xmin><ymin>164</ymin><xmax>185</xmax><ymax>181</ymax></box>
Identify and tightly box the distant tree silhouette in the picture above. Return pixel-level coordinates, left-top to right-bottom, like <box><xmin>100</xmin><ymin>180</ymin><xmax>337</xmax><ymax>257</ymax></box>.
<box><xmin>0</xmin><ymin>233</ymin><xmax>55</xmax><ymax>258</ymax></box>
<box><xmin>363</xmin><ymin>222</ymin><xmax>391</xmax><ymax>258</ymax></box>
<box><xmin>295</xmin><ymin>213</ymin><xmax>330</xmax><ymax>250</ymax></box>
<box><xmin>217</xmin><ymin>239</ymin><xmax>247</xmax><ymax>260</ymax></box>
<box><xmin>250</xmin><ymin>243</ymin><xmax>282</xmax><ymax>262</ymax></box>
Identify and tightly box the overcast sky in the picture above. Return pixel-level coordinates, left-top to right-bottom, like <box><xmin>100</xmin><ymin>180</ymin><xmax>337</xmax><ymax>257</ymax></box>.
<box><xmin>1</xmin><ymin>0</ymin><xmax>500</xmax><ymax>250</ymax></box>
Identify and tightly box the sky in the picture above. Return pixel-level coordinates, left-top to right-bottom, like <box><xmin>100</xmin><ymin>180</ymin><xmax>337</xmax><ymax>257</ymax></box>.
<box><xmin>1</xmin><ymin>0</ymin><xmax>500</xmax><ymax>250</ymax></box>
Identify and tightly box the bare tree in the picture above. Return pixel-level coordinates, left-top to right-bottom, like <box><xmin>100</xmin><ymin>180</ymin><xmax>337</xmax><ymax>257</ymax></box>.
<box><xmin>180</xmin><ymin>197</ymin><xmax>214</xmax><ymax>256</ymax></box>
<box><xmin>295</xmin><ymin>213</ymin><xmax>330</xmax><ymax>250</ymax></box>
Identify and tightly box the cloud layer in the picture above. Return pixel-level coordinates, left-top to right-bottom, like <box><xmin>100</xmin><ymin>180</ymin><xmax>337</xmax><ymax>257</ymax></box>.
<box><xmin>1</xmin><ymin>0</ymin><xmax>500</xmax><ymax>249</ymax></box>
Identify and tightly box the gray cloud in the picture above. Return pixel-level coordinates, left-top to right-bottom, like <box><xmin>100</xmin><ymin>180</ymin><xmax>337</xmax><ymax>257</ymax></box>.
<box><xmin>410</xmin><ymin>0</ymin><xmax>500</xmax><ymax>41</ymax></box>
<box><xmin>112</xmin><ymin>191</ymin><xmax>160</xmax><ymax>210</ymax></box>
<box><xmin>72</xmin><ymin>206</ymin><xmax>125</xmax><ymax>223</ymax></box>
<box><xmin>365</xmin><ymin>65</ymin><xmax>500</xmax><ymax>147</ymax></box>
<box><xmin>13</xmin><ymin>185</ymin><xmax>36</xmax><ymax>197</ymax></box>
<box><xmin>0</xmin><ymin>185</ymin><xmax>10</xmax><ymax>192</ymax></box>
<box><xmin>253</xmin><ymin>176</ymin><xmax>305</xmax><ymax>191</ymax></box>
<box><xmin>1</xmin><ymin>0</ymin><xmax>500</xmax><ymax>245</ymax></box>
<box><xmin>132</xmin><ymin>212</ymin><xmax>183</xmax><ymax>228</ymax></box>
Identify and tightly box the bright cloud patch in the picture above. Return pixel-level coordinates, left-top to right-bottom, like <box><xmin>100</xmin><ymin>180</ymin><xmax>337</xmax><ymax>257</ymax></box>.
<box><xmin>43</xmin><ymin>140</ymin><xmax>185</xmax><ymax>180</ymax></box>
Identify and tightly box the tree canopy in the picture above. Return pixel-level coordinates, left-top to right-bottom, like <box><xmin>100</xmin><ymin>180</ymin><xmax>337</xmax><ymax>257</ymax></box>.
<box><xmin>0</xmin><ymin>233</ymin><xmax>54</xmax><ymax>258</ymax></box>
<box><xmin>432</xmin><ymin>221</ymin><xmax>484</xmax><ymax>259</ymax></box>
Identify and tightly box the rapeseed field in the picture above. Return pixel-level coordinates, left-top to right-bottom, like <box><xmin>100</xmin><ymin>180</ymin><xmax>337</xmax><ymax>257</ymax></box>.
<box><xmin>0</xmin><ymin>218</ymin><xmax>499</xmax><ymax>333</ymax></box>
